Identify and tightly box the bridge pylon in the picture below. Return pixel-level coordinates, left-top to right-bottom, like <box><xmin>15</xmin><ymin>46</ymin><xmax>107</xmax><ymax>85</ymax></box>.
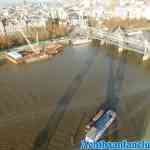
<box><xmin>118</xmin><ymin>47</ymin><xmax>124</xmax><ymax>53</ymax></box>
<box><xmin>118</xmin><ymin>35</ymin><xmax>124</xmax><ymax>53</ymax></box>
<box><xmin>143</xmin><ymin>40</ymin><xmax>150</xmax><ymax>61</ymax></box>
<box><xmin>100</xmin><ymin>39</ymin><xmax>105</xmax><ymax>46</ymax></box>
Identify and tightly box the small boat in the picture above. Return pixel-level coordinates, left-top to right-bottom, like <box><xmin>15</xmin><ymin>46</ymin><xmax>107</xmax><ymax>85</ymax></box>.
<box><xmin>85</xmin><ymin>110</ymin><xmax>104</xmax><ymax>132</ymax></box>
<box><xmin>84</xmin><ymin>110</ymin><xmax>116</xmax><ymax>142</ymax></box>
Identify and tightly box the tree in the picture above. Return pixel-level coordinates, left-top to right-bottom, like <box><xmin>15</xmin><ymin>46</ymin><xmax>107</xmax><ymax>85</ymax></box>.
<box><xmin>24</xmin><ymin>16</ymin><xmax>30</xmax><ymax>32</ymax></box>
<box><xmin>46</xmin><ymin>13</ymin><xmax>53</xmax><ymax>38</ymax></box>
<box><xmin>1</xmin><ymin>18</ymin><xmax>7</xmax><ymax>36</ymax></box>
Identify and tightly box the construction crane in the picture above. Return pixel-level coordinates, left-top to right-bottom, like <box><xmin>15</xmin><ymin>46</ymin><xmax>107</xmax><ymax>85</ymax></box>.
<box><xmin>19</xmin><ymin>29</ymin><xmax>40</xmax><ymax>53</ymax></box>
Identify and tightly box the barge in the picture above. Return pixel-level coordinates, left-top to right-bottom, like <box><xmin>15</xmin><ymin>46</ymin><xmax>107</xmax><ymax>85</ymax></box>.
<box><xmin>5</xmin><ymin>43</ymin><xmax>64</xmax><ymax>64</ymax></box>
<box><xmin>84</xmin><ymin>110</ymin><xmax>116</xmax><ymax>142</ymax></box>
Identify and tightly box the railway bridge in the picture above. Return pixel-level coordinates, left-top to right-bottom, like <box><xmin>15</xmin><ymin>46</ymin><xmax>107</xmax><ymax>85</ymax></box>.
<box><xmin>91</xmin><ymin>27</ymin><xmax>150</xmax><ymax>61</ymax></box>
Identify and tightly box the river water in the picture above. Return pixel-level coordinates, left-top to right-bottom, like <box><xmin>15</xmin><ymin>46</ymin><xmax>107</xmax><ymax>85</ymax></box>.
<box><xmin>0</xmin><ymin>45</ymin><xmax>150</xmax><ymax>150</ymax></box>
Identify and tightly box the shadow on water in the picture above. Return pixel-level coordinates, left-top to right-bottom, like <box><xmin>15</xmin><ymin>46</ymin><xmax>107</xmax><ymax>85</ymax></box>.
<box><xmin>105</xmin><ymin>50</ymin><xmax>127</xmax><ymax>109</ymax></box>
<box><xmin>113</xmin><ymin>52</ymin><xmax>150</xmax><ymax>140</ymax></box>
<box><xmin>100</xmin><ymin>50</ymin><xmax>128</xmax><ymax>139</ymax></box>
<box><xmin>32</xmin><ymin>48</ymin><xmax>98</xmax><ymax>150</ymax></box>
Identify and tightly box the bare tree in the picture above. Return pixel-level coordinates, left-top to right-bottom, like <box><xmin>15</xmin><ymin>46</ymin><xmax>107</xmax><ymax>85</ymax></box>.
<box><xmin>1</xmin><ymin>18</ymin><xmax>7</xmax><ymax>36</ymax></box>
<box><xmin>24</xmin><ymin>16</ymin><xmax>30</xmax><ymax>32</ymax></box>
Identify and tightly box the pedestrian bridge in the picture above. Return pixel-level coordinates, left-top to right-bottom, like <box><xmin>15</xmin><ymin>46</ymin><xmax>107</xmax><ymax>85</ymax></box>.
<box><xmin>91</xmin><ymin>28</ymin><xmax>150</xmax><ymax>61</ymax></box>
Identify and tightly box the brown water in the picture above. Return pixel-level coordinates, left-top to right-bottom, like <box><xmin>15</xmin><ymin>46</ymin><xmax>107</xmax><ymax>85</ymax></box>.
<box><xmin>0</xmin><ymin>46</ymin><xmax>150</xmax><ymax>150</ymax></box>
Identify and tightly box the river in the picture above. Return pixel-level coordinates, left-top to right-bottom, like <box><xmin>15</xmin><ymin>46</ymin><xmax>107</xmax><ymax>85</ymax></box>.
<box><xmin>0</xmin><ymin>45</ymin><xmax>150</xmax><ymax>150</ymax></box>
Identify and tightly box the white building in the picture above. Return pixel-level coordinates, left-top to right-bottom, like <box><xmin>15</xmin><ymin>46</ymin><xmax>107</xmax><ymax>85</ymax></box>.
<box><xmin>115</xmin><ymin>7</ymin><xmax>128</xmax><ymax>19</ymax></box>
<box><xmin>113</xmin><ymin>0</ymin><xmax>150</xmax><ymax>20</ymax></box>
<box><xmin>142</xmin><ymin>7</ymin><xmax>150</xmax><ymax>19</ymax></box>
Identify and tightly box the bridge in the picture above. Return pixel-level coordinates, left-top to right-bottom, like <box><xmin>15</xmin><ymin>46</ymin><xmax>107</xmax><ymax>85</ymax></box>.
<box><xmin>91</xmin><ymin>27</ymin><xmax>150</xmax><ymax>61</ymax></box>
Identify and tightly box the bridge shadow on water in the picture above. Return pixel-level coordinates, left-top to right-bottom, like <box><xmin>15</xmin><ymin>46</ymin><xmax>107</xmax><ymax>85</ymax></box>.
<box><xmin>101</xmin><ymin>48</ymin><xmax>150</xmax><ymax>141</ymax></box>
<box><xmin>100</xmin><ymin>50</ymin><xmax>128</xmax><ymax>140</ymax></box>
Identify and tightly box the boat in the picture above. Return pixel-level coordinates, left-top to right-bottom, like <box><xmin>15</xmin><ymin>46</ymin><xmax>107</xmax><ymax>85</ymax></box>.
<box><xmin>84</xmin><ymin>110</ymin><xmax>116</xmax><ymax>142</ymax></box>
<box><xmin>5</xmin><ymin>51</ymin><xmax>24</xmax><ymax>64</ymax></box>
<box><xmin>85</xmin><ymin>110</ymin><xmax>104</xmax><ymax>132</ymax></box>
